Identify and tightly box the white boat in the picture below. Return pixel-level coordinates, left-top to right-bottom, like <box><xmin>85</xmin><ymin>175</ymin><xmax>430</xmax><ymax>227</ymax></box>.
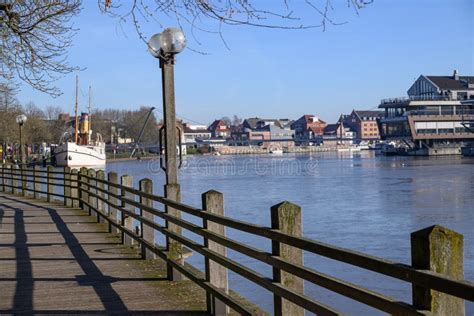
<box><xmin>55</xmin><ymin>139</ymin><xmax>105</xmax><ymax>168</ymax></box>
<box><xmin>269</xmin><ymin>149</ymin><xmax>283</xmax><ymax>154</ymax></box>
<box><xmin>54</xmin><ymin>78</ymin><xmax>106</xmax><ymax>168</ymax></box>
<box><xmin>337</xmin><ymin>146</ymin><xmax>361</xmax><ymax>152</ymax></box>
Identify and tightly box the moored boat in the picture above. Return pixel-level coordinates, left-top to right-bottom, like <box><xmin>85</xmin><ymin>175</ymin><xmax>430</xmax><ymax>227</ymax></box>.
<box><xmin>53</xmin><ymin>78</ymin><xmax>106</xmax><ymax>168</ymax></box>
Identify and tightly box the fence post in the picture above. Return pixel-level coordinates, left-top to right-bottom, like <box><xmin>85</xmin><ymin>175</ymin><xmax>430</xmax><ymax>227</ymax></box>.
<box><xmin>21</xmin><ymin>165</ymin><xmax>27</xmax><ymax>197</ymax></box>
<box><xmin>64</xmin><ymin>167</ymin><xmax>71</xmax><ymax>206</ymax></box>
<box><xmin>121</xmin><ymin>175</ymin><xmax>134</xmax><ymax>245</ymax></box>
<box><xmin>71</xmin><ymin>169</ymin><xmax>80</xmax><ymax>208</ymax></box>
<box><xmin>202</xmin><ymin>190</ymin><xmax>229</xmax><ymax>316</ymax></box>
<box><xmin>107</xmin><ymin>172</ymin><xmax>119</xmax><ymax>233</ymax></box>
<box><xmin>33</xmin><ymin>165</ymin><xmax>40</xmax><ymax>199</ymax></box>
<box><xmin>411</xmin><ymin>225</ymin><xmax>464</xmax><ymax>315</ymax></box>
<box><xmin>9</xmin><ymin>165</ymin><xmax>15</xmax><ymax>194</ymax></box>
<box><xmin>79</xmin><ymin>167</ymin><xmax>89</xmax><ymax>213</ymax></box>
<box><xmin>139</xmin><ymin>178</ymin><xmax>154</xmax><ymax>259</ymax></box>
<box><xmin>15</xmin><ymin>165</ymin><xmax>19</xmax><ymax>195</ymax></box>
<box><xmin>47</xmin><ymin>166</ymin><xmax>54</xmax><ymax>202</ymax></box>
<box><xmin>88</xmin><ymin>169</ymin><xmax>97</xmax><ymax>218</ymax></box>
<box><xmin>0</xmin><ymin>165</ymin><xmax>4</xmax><ymax>192</ymax></box>
<box><xmin>7</xmin><ymin>165</ymin><xmax>12</xmax><ymax>193</ymax></box>
<box><xmin>165</xmin><ymin>183</ymin><xmax>184</xmax><ymax>281</ymax></box>
<box><xmin>271</xmin><ymin>201</ymin><xmax>304</xmax><ymax>316</ymax></box>
<box><xmin>96</xmin><ymin>170</ymin><xmax>105</xmax><ymax>223</ymax></box>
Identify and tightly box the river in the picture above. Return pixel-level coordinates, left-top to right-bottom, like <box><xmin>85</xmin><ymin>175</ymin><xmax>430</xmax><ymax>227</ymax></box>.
<box><xmin>107</xmin><ymin>152</ymin><xmax>474</xmax><ymax>315</ymax></box>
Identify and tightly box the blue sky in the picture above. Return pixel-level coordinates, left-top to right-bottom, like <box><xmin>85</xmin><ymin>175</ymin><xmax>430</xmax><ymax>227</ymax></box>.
<box><xmin>17</xmin><ymin>0</ymin><xmax>473</xmax><ymax>125</ymax></box>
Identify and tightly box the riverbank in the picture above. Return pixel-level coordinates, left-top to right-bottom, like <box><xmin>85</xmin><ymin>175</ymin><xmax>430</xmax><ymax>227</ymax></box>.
<box><xmin>214</xmin><ymin>145</ymin><xmax>358</xmax><ymax>155</ymax></box>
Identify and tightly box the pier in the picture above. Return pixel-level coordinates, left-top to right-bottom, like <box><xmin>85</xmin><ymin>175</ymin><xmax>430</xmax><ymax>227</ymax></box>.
<box><xmin>0</xmin><ymin>164</ymin><xmax>473</xmax><ymax>315</ymax></box>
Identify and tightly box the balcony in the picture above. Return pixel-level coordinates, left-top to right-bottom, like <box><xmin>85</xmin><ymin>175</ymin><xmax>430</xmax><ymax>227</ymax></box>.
<box><xmin>380</xmin><ymin>94</ymin><xmax>472</xmax><ymax>106</ymax></box>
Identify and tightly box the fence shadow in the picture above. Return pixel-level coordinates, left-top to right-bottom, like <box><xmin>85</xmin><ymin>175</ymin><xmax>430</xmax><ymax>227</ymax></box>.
<box><xmin>0</xmin><ymin>195</ymin><xmax>208</xmax><ymax>315</ymax></box>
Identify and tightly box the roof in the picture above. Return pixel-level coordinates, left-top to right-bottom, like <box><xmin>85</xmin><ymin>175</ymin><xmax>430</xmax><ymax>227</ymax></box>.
<box><xmin>292</xmin><ymin>115</ymin><xmax>326</xmax><ymax>126</ymax></box>
<box><xmin>183</xmin><ymin>126</ymin><xmax>210</xmax><ymax>134</ymax></box>
<box><xmin>426</xmin><ymin>75</ymin><xmax>474</xmax><ymax>91</ymax></box>
<box><xmin>208</xmin><ymin>119</ymin><xmax>229</xmax><ymax>131</ymax></box>
<box><xmin>353</xmin><ymin>110</ymin><xmax>384</xmax><ymax>119</ymax></box>
<box><xmin>324</xmin><ymin>124</ymin><xmax>340</xmax><ymax>134</ymax></box>
<box><xmin>243</xmin><ymin>117</ymin><xmax>283</xmax><ymax>129</ymax></box>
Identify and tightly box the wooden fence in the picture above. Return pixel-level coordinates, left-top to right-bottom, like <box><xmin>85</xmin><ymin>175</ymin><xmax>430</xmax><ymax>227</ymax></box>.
<box><xmin>1</xmin><ymin>164</ymin><xmax>473</xmax><ymax>315</ymax></box>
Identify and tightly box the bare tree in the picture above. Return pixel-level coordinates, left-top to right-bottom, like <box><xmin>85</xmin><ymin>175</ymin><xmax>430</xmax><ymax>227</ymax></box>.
<box><xmin>232</xmin><ymin>115</ymin><xmax>242</xmax><ymax>126</ymax></box>
<box><xmin>0</xmin><ymin>82</ymin><xmax>20</xmax><ymax>110</ymax></box>
<box><xmin>0</xmin><ymin>1</ymin><xmax>81</xmax><ymax>96</ymax></box>
<box><xmin>100</xmin><ymin>1</ymin><xmax>373</xmax><ymax>49</ymax></box>
<box><xmin>1</xmin><ymin>1</ymin><xmax>372</xmax><ymax>97</ymax></box>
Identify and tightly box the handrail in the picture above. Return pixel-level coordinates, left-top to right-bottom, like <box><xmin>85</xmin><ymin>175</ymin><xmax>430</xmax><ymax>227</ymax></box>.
<box><xmin>1</xmin><ymin>164</ymin><xmax>472</xmax><ymax>315</ymax></box>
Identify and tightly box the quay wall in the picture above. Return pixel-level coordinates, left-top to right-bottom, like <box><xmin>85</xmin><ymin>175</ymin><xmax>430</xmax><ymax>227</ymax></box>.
<box><xmin>214</xmin><ymin>145</ymin><xmax>346</xmax><ymax>155</ymax></box>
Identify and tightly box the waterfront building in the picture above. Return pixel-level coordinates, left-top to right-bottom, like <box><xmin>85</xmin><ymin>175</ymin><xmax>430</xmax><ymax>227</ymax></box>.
<box><xmin>241</xmin><ymin>117</ymin><xmax>283</xmax><ymax>130</ymax></box>
<box><xmin>182</xmin><ymin>123</ymin><xmax>211</xmax><ymax>145</ymax></box>
<box><xmin>378</xmin><ymin>70</ymin><xmax>474</xmax><ymax>155</ymax></box>
<box><xmin>232</xmin><ymin>117</ymin><xmax>293</xmax><ymax>146</ymax></box>
<box><xmin>291</xmin><ymin>115</ymin><xmax>327</xmax><ymax>144</ymax></box>
<box><xmin>323</xmin><ymin>123</ymin><xmax>355</xmax><ymax>146</ymax></box>
<box><xmin>207</xmin><ymin>119</ymin><xmax>230</xmax><ymax>138</ymax></box>
<box><xmin>343</xmin><ymin>110</ymin><xmax>383</xmax><ymax>141</ymax></box>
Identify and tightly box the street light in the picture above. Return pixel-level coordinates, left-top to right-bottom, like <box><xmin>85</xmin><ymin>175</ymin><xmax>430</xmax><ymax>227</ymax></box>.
<box><xmin>148</xmin><ymin>28</ymin><xmax>186</xmax><ymax>187</ymax></box>
<box><xmin>148</xmin><ymin>28</ymin><xmax>186</xmax><ymax>281</ymax></box>
<box><xmin>16</xmin><ymin>114</ymin><xmax>27</xmax><ymax>164</ymax></box>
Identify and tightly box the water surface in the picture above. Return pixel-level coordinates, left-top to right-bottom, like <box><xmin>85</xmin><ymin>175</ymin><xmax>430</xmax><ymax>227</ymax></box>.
<box><xmin>107</xmin><ymin>152</ymin><xmax>474</xmax><ymax>315</ymax></box>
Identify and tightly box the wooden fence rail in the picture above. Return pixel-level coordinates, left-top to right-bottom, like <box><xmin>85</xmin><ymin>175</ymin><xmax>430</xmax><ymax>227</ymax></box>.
<box><xmin>1</xmin><ymin>165</ymin><xmax>473</xmax><ymax>316</ymax></box>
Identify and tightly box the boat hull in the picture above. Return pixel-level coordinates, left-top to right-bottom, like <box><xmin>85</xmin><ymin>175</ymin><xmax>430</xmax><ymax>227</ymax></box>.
<box><xmin>54</xmin><ymin>142</ymin><xmax>106</xmax><ymax>168</ymax></box>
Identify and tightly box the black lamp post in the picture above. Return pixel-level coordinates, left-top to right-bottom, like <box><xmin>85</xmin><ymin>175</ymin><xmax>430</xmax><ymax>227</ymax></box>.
<box><xmin>16</xmin><ymin>114</ymin><xmax>27</xmax><ymax>164</ymax></box>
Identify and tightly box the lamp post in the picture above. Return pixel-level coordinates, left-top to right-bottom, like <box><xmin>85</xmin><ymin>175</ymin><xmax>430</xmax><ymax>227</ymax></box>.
<box><xmin>148</xmin><ymin>27</ymin><xmax>186</xmax><ymax>281</ymax></box>
<box><xmin>16</xmin><ymin>114</ymin><xmax>27</xmax><ymax>164</ymax></box>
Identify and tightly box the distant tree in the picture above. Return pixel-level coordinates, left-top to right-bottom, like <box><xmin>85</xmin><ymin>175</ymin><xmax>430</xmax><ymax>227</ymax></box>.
<box><xmin>0</xmin><ymin>83</ymin><xmax>21</xmax><ymax>143</ymax></box>
<box><xmin>0</xmin><ymin>83</ymin><xmax>20</xmax><ymax>111</ymax></box>
<box><xmin>23</xmin><ymin>102</ymin><xmax>51</xmax><ymax>144</ymax></box>
<box><xmin>220</xmin><ymin>116</ymin><xmax>232</xmax><ymax>126</ymax></box>
<box><xmin>232</xmin><ymin>115</ymin><xmax>242</xmax><ymax>126</ymax></box>
<box><xmin>44</xmin><ymin>105</ymin><xmax>67</xmax><ymax>143</ymax></box>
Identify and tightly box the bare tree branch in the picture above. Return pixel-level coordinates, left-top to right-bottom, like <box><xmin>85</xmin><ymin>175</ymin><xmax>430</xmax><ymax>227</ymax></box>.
<box><xmin>0</xmin><ymin>0</ymin><xmax>81</xmax><ymax>97</ymax></box>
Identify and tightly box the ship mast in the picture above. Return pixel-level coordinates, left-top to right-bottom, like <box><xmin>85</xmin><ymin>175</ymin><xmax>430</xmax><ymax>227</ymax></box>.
<box><xmin>74</xmin><ymin>75</ymin><xmax>79</xmax><ymax>144</ymax></box>
<box><xmin>88</xmin><ymin>85</ymin><xmax>92</xmax><ymax>134</ymax></box>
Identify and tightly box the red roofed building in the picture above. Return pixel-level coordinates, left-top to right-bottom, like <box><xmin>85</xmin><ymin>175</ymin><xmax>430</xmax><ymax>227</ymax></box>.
<box><xmin>291</xmin><ymin>115</ymin><xmax>327</xmax><ymax>143</ymax></box>
<box><xmin>208</xmin><ymin>119</ymin><xmax>230</xmax><ymax>138</ymax></box>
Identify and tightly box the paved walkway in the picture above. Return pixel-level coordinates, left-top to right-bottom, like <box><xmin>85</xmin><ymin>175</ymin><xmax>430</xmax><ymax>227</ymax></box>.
<box><xmin>0</xmin><ymin>192</ymin><xmax>208</xmax><ymax>315</ymax></box>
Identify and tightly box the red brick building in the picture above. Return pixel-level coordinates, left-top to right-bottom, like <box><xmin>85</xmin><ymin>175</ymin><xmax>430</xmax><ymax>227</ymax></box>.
<box><xmin>291</xmin><ymin>115</ymin><xmax>327</xmax><ymax>142</ymax></box>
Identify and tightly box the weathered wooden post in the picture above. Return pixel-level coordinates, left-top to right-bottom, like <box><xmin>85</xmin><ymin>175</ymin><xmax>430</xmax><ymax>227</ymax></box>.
<box><xmin>0</xmin><ymin>165</ymin><xmax>4</xmax><ymax>192</ymax></box>
<box><xmin>79</xmin><ymin>167</ymin><xmax>89</xmax><ymax>214</ymax></box>
<box><xmin>202</xmin><ymin>190</ymin><xmax>229</xmax><ymax>316</ymax></box>
<box><xmin>107</xmin><ymin>172</ymin><xmax>119</xmax><ymax>233</ymax></box>
<box><xmin>13</xmin><ymin>165</ymin><xmax>20</xmax><ymax>195</ymax></box>
<box><xmin>21</xmin><ymin>165</ymin><xmax>27</xmax><ymax>197</ymax></box>
<box><xmin>96</xmin><ymin>170</ymin><xmax>105</xmax><ymax>223</ymax></box>
<box><xmin>165</xmin><ymin>183</ymin><xmax>184</xmax><ymax>281</ymax></box>
<box><xmin>411</xmin><ymin>225</ymin><xmax>464</xmax><ymax>315</ymax></box>
<box><xmin>88</xmin><ymin>169</ymin><xmax>97</xmax><ymax>218</ymax></box>
<box><xmin>64</xmin><ymin>167</ymin><xmax>71</xmax><ymax>206</ymax></box>
<box><xmin>71</xmin><ymin>169</ymin><xmax>80</xmax><ymax>208</ymax></box>
<box><xmin>47</xmin><ymin>166</ymin><xmax>54</xmax><ymax>202</ymax></box>
<box><xmin>3</xmin><ymin>165</ymin><xmax>8</xmax><ymax>192</ymax></box>
<box><xmin>33</xmin><ymin>166</ymin><xmax>40</xmax><ymax>199</ymax></box>
<box><xmin>271</xmin><ymin>201</ymin><xmax>304</xmax><ymax>316</ymax></box>
<box><xmin>139</xmin><ymin>178</ymin><xmax>154</xmax><ymax>259</ymax></box>
<box><xmin>7</xmin><ymin>165</ymin><xmax>13</xmax><ymax>193</ymax></box>
<box><xmin>121</xmin><ymin>175</ymin><xmax>134</xmax><ymax>245</ymax></box>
